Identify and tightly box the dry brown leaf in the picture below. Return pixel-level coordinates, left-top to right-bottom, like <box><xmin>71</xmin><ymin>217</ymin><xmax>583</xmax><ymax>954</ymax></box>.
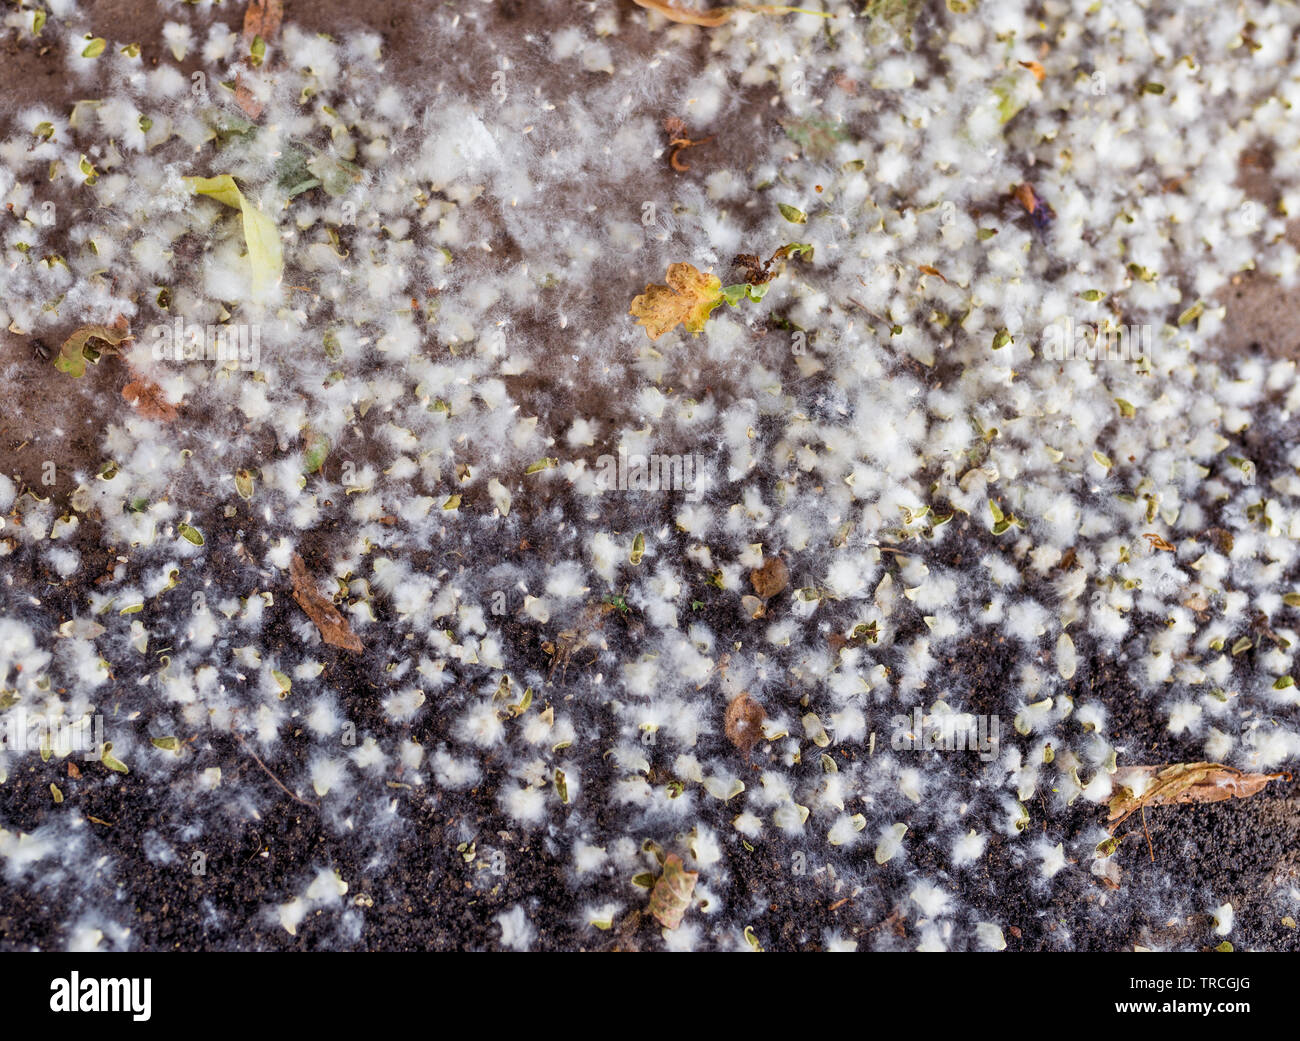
<box><xmin>235</xmin><ymin>0</ymin><xmax>284</xmax><ymax>118</ymax></box>
<box><xmin>724</xmin><ymin>692</ymin><xmax>766</xmax><ymax>754</ymax></box>
<box><xmin>750</xmin><ymin>555</ymin><xmax>789</xmax><ymax>599</ymax></box>
<box><xmin>235</xmin><ymin>78</ymin><xmax>263</xmax><ymax>120</ymax></box>
<box><xmin>629</xmin><ymin>262</ymin><xmax>722</xmax><ymax>340</ymax></box>
<box><xmin>122</xmin><ymin>367</ymin><xmax>179</xmax><ymax>422</ymax></box>
<box><xmin>290</xmin><ymin>552</ymin><xmax>363</xmax><ymax>653</ymax></box>
<box><xmin>1107</xmin><ymin>762</ymin><xmax>1290</xmax><ymax>834</ymax></box>
<box><xmin>242</xmin><ymin>0</ymin><xmax>284</xmax><ymax>44</ymax></box>
<box><xmin>1014</xmin><ymin>182</ymin><xmax>1042</xmax><ymax>215</ymax></box>
<box><xmin>647</xmin><ymin>853</ymin><xmax>698</xmax><ymax>929</ymax></box>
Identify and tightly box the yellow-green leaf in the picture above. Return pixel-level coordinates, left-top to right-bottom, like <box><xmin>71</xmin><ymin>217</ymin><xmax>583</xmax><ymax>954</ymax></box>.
<box><xmin>55</xmin><ymin>324</ymin><xmax>132</xmax><ymax>378</ymax></box>
<box><xmin>101</xmin><ymin>743</ymin><xmax>129</xmax><ymax>774</ymax></box>
<box><xmin>184</xmin><ymin>174</ymin><xmax>283</xmax><ymax>295</ymax></box>
<box><xmin>629</xmin><ymin>262</ymin><xmax>723</xmax><ymax>340</ymax></box>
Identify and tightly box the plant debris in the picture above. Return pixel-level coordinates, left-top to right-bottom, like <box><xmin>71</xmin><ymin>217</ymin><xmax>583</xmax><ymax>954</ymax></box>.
<box><xmin>749</xmin><ymin>555</ymin><xmax>789</xmax><ymax>598</ymax></box>
<box><xmin>724</xmin><ymin>692</ymin><xmax>766</xmax><ymax>755</ymax></box>
<box><xmin>235</xmin><ymin>0</ymin><xmax>285</xmax><ymax>117</ymax></box>
<box><xmin>663</xmin><ymin>117</ymin><xmax>713</xmax><ymax>171</ymax></box>
<box><xmin>54</xmin><ymin>321</ymin><xmax>132</xmax><ymax>378</ymax></box>
<box><xmin>1013</xmin><ymin>182</ymin><xmax>1056</xmax><ymax>231</ymax></box>
<box><xmin>184</xmin><ymin>175</ymin><xmax>284</xmax><ymax>294</ymax></box>
<box><xmin>647</xmin><ymin>852</ymin><xmax>698</xmax><ymax>929</ymax></box>
<box><xmin>1106</xmin><ymin>762</ymin><xmax>1291</xmax><ymax>834</ymax></box>
<box><xmin>122</xmin><ymin>366</ymin><xmax>179</xmax><ymax>422</ymax></box>
<box><xmin>632</xmin><ymin>0</ymin><xmax>834</xmax><ymax>28</ymax></box>
<box><xmin>629</xmin><ymin>262</ymin><xmax>725</xmax><ymax>340</ymax></box>
<box><xmin>290</xmin><ymin>552</ymin><xmax>364</xmax><ymax>653</ymax></box>
<box><xmin>630</xmin><ymin>247</ymin><xmax>811</xmax><ymax>340</ymax></box>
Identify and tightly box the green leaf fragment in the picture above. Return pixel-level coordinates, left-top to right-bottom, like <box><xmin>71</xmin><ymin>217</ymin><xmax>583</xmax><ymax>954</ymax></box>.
<box><xmin>178</xmin><ymin>522</ymin><xmax>204</xmax><ymax>546</ymax></box>
<box><xmin>778</xmin><ymin>203</ymin><xmax>807</xmax><ymax>224</ymax></box>
<box><xmin>101</xmin><ymin>743</ymin><xmax>129</xmax><ymax>774</ymax></box>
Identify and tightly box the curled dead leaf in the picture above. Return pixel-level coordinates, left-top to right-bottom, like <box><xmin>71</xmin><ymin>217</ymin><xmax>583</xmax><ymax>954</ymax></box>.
<box><xmin>1107</xmin><ymin>762</ymin><xmax>1290</xmax><ymax>834</ymax></box>
<box><xmin>647</xmin><ymin>852</ymin><xmax>698</xmax><ymax>929</ymax></box>
<box><xmin>290</xmin><ymin>552</ymin><xmax>363</xmax><ymax>653</ymax></box>
<box><xmin>632</xmin><ymin>0</ymin><xmax>834</xmax><ymax>27</ymax></box>
<box><xmin>55</xmin><ymin>320</ymin><xmax>132</xmax><ymax>378</ymax></box>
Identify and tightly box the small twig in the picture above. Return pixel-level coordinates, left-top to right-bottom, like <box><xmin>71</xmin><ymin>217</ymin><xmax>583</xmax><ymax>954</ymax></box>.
<box><xmin>848</xmin><ymin>296</ymin><xmax>892</xmax><ymax>329</ymax></box>
<box><xmin>232</xmin><ymin>729</ymin><xmax>317</xmax><ymax>810</ymax></box>
<box><xmin>1140</xmin><ymin>805</ymin><xmax>1155</xmax><ymax>863</ymax></box>
<box><xmin>669</xmin><ymin>135</ymin><xmax>713</xmax><ymax>171</ymax></box>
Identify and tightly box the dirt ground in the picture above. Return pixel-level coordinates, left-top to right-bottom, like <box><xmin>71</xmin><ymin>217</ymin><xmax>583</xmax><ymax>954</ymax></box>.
<box><xmin>1</xmin><ymin>0</ymin><xmax>1298</xmax><ymax>952</ymax></box>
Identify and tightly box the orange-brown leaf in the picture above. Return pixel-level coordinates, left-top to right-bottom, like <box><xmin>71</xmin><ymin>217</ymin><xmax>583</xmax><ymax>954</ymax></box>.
<box><xmin>122</xmin><ymin>370</ymin><xmax>179</xmax><ymax>422</ymax></box>
<box><xmin>749</xmin><ymin>556</ymin><xmax>789</xmax><ymax>599</ymax></box>
<box><xmin>234</xmin><ymin>75</ymin><xmax>264</xmax><ymax>120</ymax></box>
<box><xmin>724</xmin><ymin>692</ymin><xmax>766</xmax><ymax>754</ymax></box>
<box><xmin>1107</xmin><ymin>762</ymin><xmax>1290</xmax><ymax>833</ymax></box>
<box><xmin>290</xmin><ymin>553</ymin><xmax>363</xmax><ymax>653</ymax></box>
<box><xmin>242</xmin><ymin>0</ymin><xmax>284</xmax><ymax>44</ymax></box>
<box><xmin>1014</xmin><ymin>182</ymin><xmax>1041</xmax><ymax>215</ymax></box>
